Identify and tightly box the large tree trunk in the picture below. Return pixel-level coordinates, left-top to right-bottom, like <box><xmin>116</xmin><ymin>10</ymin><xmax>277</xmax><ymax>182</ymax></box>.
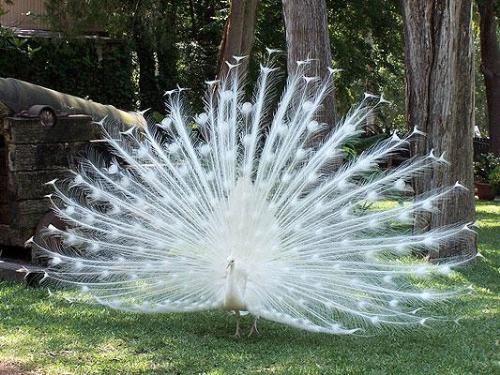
<box><xmin>401</xmin><ymin>0</ymin><xmax>476</xmax><ymax>257</ymax></box>
<box><xmin>282</xmin><ymin>0</ymin><xmax>336</xmax><ymax>126</ymax></box>
<box><xmin>477</xmin><ymin>0</ymin><xmax>500</xmax><ymax>155</ymax></box>
<box><xmin>217</xmin><ymin>0</ymin><xmax>259</xmax><ymax>79</ymax></box>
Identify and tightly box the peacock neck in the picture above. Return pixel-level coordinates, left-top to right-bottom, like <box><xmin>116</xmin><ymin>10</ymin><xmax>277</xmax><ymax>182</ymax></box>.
<box><xmin>223</xmin><ymin>261</ymin><xmax>247</xmax><ymax>311</ymax></box>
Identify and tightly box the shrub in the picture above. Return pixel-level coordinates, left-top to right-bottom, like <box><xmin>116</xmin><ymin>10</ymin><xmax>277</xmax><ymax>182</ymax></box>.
<box><xmin>0</xmin><ymin>35</ymin><xmax>136</xmax><ymax>110</ymax></box>
<box><xmin>489</xmin><ymin>166</ymin><xmax>500</xmax><ymax>195</ymax></box>
<box><xmin>474</xmin><ymin>153</ymin><xmax>500</xmax><ymax>183</ymax></box>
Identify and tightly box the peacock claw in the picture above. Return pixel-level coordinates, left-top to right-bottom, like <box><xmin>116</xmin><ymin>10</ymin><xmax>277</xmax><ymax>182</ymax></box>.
<box><xmin>248</xmin><ymin>326</ymin><xmax>259</xmax><ymax>337</ymax></box>
<box><xmin>248</xmin><ymin>318</ymin><xmax>260</xmax><ymax>337</ymax></box>
<box><xmin>233</xmin><ymin>327</ymin><xmax>242</xmax><ymax>338</ymax></box>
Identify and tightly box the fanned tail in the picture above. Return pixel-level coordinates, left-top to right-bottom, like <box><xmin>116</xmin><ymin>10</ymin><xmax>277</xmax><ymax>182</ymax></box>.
<box><xmin>32</xmin><ymin>57</ymin><xmax>477</xmax><ymax>334</ymax></box>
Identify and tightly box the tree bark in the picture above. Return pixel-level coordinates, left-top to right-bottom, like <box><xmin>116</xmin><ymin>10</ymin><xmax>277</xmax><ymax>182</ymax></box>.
<box><xmin>282</xmin><ymin>0</ymin><xmax>336</xmax><ymax>126</ymax></box>
<box><xmin>401</xmin><ymin>0</ymin><xmax>476</xmax><ymax>257</ymax></box>
<box><xmin>477</xmin><ymin>0</ymin><xmax>500</xmax><ymax>155</ymax></box>
<box><xmin>217</xmin><ymin>0</ymin><xmax>259</xmax><ymax>79</ymax></box>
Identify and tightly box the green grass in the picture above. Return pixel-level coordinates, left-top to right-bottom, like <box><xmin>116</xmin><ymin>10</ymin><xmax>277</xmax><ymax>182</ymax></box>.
<box><xmin>0</xmin><ymin>202</ymin><xmax>498</xmax><ymax>375</ymax></box>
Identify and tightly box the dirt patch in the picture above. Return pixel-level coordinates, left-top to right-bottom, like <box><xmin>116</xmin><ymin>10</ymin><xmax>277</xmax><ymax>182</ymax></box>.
<box><xmin>0</xmin><ymin>362</ymin><xmax>41</xmax><ymax>375</ymax></box>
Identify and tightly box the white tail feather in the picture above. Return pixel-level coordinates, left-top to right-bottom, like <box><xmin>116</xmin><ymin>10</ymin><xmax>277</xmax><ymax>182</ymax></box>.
<box><xmin>33</xmin><ymin>58</ymin><xmax>475</xmax><ymax>335</ymax></box>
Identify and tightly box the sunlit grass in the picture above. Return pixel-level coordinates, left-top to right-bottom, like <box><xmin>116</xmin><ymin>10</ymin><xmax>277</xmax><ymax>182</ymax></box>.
<box><xmin>0</xmin><ymin>202</ymin><xmax>498</xmax><ymax>374</ymax></box>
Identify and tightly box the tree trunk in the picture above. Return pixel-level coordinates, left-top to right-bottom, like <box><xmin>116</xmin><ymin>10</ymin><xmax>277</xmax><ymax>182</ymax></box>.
<box><xmin>217</xmin><ymin>0</ymin><xmax>259</xmax><ymax>79</ymax></box>
<box><xmin>282</xmin><ymin>0</ymin><xmax>336</xmax><ymax>126</ymax></box>
<box><xmin>132</xmin><ymin>0</ymin><xmax>161</xmax><ymax>112</ymax></box>
<box><xmin>401</xmin><ymin>0</ymin><xmax>476</xmax><ymax>257</ymax></box>
<box><xmin>477</xmin><ymin>0</ymin><xmax>500</xmax><ymax>155</ymax></box>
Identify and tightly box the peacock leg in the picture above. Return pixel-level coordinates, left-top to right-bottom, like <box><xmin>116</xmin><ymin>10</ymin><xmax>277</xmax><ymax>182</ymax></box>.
<box><xmin>248</xmin><ymin>316</ymin><xmax>260</xmax><ymax>337</ymax></box>
<box><xmin>234</xmin><ymin>310</ymin><xmax>242</xmax><ymax>338</ymax></box>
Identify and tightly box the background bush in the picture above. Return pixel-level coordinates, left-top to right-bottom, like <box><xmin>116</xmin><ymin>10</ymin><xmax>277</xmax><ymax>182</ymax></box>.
<box><xmin>0</xmin><ymin>37</ymin><xmax>135</xmax><ymax>109</ymax></box>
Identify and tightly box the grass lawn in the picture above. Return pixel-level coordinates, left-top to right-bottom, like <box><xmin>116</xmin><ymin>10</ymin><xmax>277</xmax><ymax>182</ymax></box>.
<box><xmin>0</xmin><ymin>202</ymin><xmax>498</xmax><ymax>375</ymax></box>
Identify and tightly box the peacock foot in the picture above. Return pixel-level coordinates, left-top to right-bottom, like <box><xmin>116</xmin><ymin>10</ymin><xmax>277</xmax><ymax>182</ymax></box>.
<box><xmin>234</xmin><ymin>325</ymin><xmax>242</xmax><ymax>338</ymax></box>
<box><xmin>248</xmin><ymin>318</ymin><xmax>260</xmax><ymax>337</ymax></box>
<box><xmin>233</xmin><ymin>311</ymin><xmax>242</xmax><ymax>338</ymax></box>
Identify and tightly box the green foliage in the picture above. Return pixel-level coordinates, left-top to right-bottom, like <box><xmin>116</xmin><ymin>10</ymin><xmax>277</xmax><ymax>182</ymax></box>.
<box><xmin>249</xmin><ymin>0</ymin><xmax>406</xmax><ymax>130</ymax></box>
<box><xmin>0</xmin><ymin>1</ymin><xmax>41</xmax><ymax>57</ymax></box>
<box><xmin>0</xmin><ymin>0</ymin><xmax>12</xmax><ymax>15</ymax></box>
<box><xmin>327</xmin><ymin>0</ymin><xmax>405</xmax><ymax>130</ymax></box>
<box><xmin>250</xmin><ymin>0</ymin><xmax>287</xmax><ymax>81</ymax></box>
<box><xmin>10</xmin><ymin>0</ymin><xmax>403</xmax><ymax>118</ymax></box>
<box><xmin>0</xmin><ymin>0</ymin><xmax>489</xmax><ymax>133</ymax></box>
<box><xmin>342</xmin><ymin>133</ymin><xmax>389</xmax><ymax>160</ymax></box>
<box><xmin>0</xmin><ymin>37</ymin><xmax>135</xmax><ymax>109</ymax></box>
<box><xmin>0</xmin><ymin>27</ymin><xmax>40</xmax><ymax>57</ymax></box>
<box><xmin>474</xmin><ymin>153</ymin><xmax>500</xmax><ymax>183</ymax></box>
<box><xmin>174</xmin><ymin>1</ymin><xmax>226</xmax><ymax>110</ymax></box>
<box><xmin>0</xmin><ymin>202</ymin><xmax>497</xmax><ymax>374</ymax></box>
<box><xmin>0</xmin><ymin>1</ymin><xmax>41</xmax><ymax>59</ymax></box>
<box><xmin>472</xmin><ymin>4</ymin><xmax>488</xmax><ymax>136</ymax></box>
<box><xmin>488</xmin><ymin>166</ymin><xmax>500</xmax><ymax>194</ymax></box>
<box><xmin>42</xmin><ymin>0</ymin><xmax>226</xmax><ymax>112</ymax></box>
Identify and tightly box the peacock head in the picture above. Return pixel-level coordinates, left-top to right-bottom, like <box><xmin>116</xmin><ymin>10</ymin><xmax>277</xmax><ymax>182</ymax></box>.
<box><xmin>226</xmin><ymin>256</ymin><xmax>235</xmax><ymax>270</ymax></box>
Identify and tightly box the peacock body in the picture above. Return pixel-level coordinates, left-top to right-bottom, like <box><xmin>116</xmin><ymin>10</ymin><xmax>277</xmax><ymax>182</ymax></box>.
<box><xmin>32</xmin><ymin>55</ymin><xmax>476</xmax><ymax>336</ymax></box>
